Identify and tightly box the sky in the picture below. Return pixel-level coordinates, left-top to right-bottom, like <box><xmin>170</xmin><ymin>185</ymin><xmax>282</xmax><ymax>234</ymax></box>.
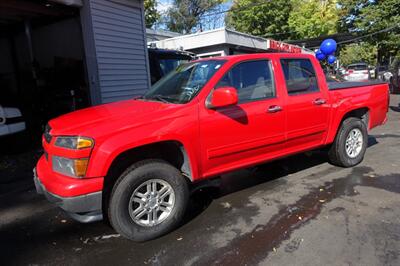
<box><xmin>157</xmin><ymin>0</ymin><xmax>233</xmax><ymax>14</ymax></box>
<box><xmin>155</xmin><ymin>0</ymin><xmax>233</xmax><ymax>31</ymax></box>
<box><xmin>157</xmin><ymin>0</ymin><xmax>173</xmax><ymax>14</ymax></box>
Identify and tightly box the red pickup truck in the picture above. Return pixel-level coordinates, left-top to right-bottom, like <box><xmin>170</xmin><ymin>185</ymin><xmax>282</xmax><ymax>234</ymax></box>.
<box><xmin>34</xmin><ymin>53</ymin><xmax>389</xmax><ymax>241</ymax></box>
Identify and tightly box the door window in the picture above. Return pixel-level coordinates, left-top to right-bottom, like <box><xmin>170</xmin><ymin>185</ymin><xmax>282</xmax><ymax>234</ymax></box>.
<box><xmin>216</xmin><ymin>60</ymin><xmax>275</xmax><ymax>103</ymax></box>
<box><xmin>281</xmin><ymin>59</ymin><xmax>319</xmax><ymax>95</ymax></box>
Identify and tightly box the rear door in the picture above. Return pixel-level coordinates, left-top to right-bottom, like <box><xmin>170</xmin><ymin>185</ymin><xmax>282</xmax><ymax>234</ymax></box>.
<box><xmin>280</xmin><ymin>58</ymin><xmax>330</xmax><ymax>151</ymax></box>
<box><xmin>199</xmin><ymin>59</ymin><xmax>286</xmax><ymax>177</ymax></box>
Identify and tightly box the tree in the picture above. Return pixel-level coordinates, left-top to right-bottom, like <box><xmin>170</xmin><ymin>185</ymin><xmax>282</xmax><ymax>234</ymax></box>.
<box><xmin>338</xmin><ymin>0</ymin><xmax>400</xmax><ymax>62</ymax></box>
<box><xmin>166</xmin><ymin>0</ymin><xmax>225</xmax><ymax>34</ymax></box>
<box><xmin>338</xmin><ymin>43</ymin><xmax>377</xmax><ymax>66</ymax></box>
<box><xmin>144</xmin><ymin>0</ymin><xmax>160</xmax><ymax>28</ymax></box>
<box><xmin>225</xmin><ymin>0</ymin><xmax>293</xmax><ymax>40</ymax></box>
<box><xmin>288</xmin><ymin>0</ymin><xmax>339</xmax><ymax>39</ymax></box>
<box><xmin>337</xmin><ymin>0</ymin><xmax>371</xmax><ymax>32</ymax></box>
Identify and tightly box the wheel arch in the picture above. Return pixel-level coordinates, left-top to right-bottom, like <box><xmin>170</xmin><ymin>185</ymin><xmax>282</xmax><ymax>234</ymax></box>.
<box><xmin>327</xmin><ymin>106</ymin><xmax>370</xmax><ymax>144</ymax></box>
<box><xmin>101</xmin><ymin>140</ymin><xmax>194</xmax><ymax>213</ymax></box>
<box><xmin>105</xmin><ymin>140</ymin><xmax>193</xmax><ymax>181</ymax></box>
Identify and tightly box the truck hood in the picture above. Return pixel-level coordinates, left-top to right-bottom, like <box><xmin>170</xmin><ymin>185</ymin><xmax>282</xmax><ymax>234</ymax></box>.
<box><xmin>49</xmin><ymin>99</ymin><xmax>183</xmax><ymax>138</ymax></box>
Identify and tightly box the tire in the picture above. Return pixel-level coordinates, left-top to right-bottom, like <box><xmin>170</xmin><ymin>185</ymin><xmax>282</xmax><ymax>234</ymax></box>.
<box><xmin>328</xmin><ymin>117</ymin><xmax>368</xmax><ymax>167</ymax></box>
<box><xmin>108</xmin><ymin>159</ymin><xmax>189</xmax><ymax>241</ymax></box>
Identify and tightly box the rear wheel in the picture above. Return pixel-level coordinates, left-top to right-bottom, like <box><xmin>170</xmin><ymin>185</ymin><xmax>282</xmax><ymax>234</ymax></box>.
<box><xmin>328</xmin><ymin>117</ymin><xmax>368</xmax><ymax>167</ymax></box>
<box><xmin>108</xmin><ymin>159</ymin><xmax>189</xmax><ymax>241</ymax></box>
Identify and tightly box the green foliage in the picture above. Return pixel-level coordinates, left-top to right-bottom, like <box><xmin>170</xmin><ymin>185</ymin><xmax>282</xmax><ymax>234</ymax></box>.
<box><xmin>337</xmin><ymin>0</ymin><xmax>371</xmax><ymax>32</ymax></box>
<box><xmin>144</xmin><ymin>0</ymin><xmax>160</xmax><ymax>28</ymax></box>
<box><xmin>288</xmin><ymin>0</ymin><xmax>340</xmax><ymax>39</ymax></box>
<box><xmin>166</xmin><ymin>0</ymin><xmax>225</xmax><ymax>34</ymax></box>
<box><xmin>225</xmin><ymin>0</ymin><xmax>293</xmax><ymax>40</ymax></box>
<box><xmin>338</xmin><ymin>0</ymin><xmax>400</xmax><ymax>59</ymax></box>
<box><xmin>339</xmin><ymin>43</ymin><xmax>377</xmax><ymax>66</ymax></box>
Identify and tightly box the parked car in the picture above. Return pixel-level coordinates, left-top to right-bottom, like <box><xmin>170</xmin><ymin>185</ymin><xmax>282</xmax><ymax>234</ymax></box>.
<box><xmin>377</xmin><ymin>65</ymin><xmax>390</xmax><ymax>81</ymax></box>
<box><xmin>392</xmin><ymin>67</ymin><xmax>400</xmax><ymax>94</ymax></box>
<box><xmin>344</xmin><ymin>63</ymin><xmax>370</xmax><ymax>81</ymax></box>
<box><xmin>148</xmin><ymin>48</ymin><xmax>196</xmax><ymax>85</ymax></box>
<box><xmin>369</xmin><ymin>66</ymin><xmax>376</xmax><ymax>79</ymax></box>
<box><xmin>0</xmin><ymin>105</ymin><xmax>25</xmax><ymax>137</ymax></box>
<box><xmin>34</xmin><ymin>53</ymin><xmax>389</xmax><ymax>241</ymax></box>
<box><xmin>378</xmin><ymin>65</ymin><xmax>400</xmax><ymax>94</ymax></box>
<box><xmin>337</xmin><ymin>67</ymin><xmax>347</xmax><ymax>76</ymax></box>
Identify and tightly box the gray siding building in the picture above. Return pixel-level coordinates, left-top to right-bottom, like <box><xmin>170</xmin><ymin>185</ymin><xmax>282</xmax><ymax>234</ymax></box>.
<box><xmin>81</xmin><ymin>0</ymin><xmax>150</xmax><ymax>104</ymax></box>
<box><xmin>1</xmin><ymin>0</ymin><xmax>149</xmax><ymax>111</ymax></box>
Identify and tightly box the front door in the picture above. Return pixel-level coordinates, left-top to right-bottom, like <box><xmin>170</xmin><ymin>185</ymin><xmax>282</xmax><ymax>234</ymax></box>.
<box><xmin>199</xmin><ymin>59</ymin><xmax>286</xmax><ymax>177</ymax></box>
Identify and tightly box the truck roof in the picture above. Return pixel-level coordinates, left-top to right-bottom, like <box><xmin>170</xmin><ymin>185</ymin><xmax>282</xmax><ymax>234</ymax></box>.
<box><xmin>194</xmin><ymin>52</ymin><xmax>314</xmax><ymax>62</ymax></box>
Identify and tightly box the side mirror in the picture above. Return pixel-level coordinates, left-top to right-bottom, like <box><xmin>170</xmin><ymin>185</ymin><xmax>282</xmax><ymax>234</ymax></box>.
<box><xmin>206</xmin><ymin>87</ymin><xmax>238</xmax><ymax>109</ymax></box>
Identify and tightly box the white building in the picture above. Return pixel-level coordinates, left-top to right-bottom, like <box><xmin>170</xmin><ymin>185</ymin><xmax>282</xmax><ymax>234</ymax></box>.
<box><xmin>146</xmin><ymin>28</ymin><xmax>182</xmax><ymax>43</ymax></box>
<box><xmin>151</xmin><ymin>28</ymin><xmax>313</xmax><ymax>58</ymax></box>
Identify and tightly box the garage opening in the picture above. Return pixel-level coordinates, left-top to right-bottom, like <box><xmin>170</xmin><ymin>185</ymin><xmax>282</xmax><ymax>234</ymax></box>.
<box><xmin>0</xmin><ymin>0</ymin><xmax>89</xmax><ymax>146</ymax></box>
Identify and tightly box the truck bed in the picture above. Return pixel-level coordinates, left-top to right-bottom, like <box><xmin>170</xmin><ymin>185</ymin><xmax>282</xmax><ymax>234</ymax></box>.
<box><xmin>328</xmin><ymin>80</ymin><xmax>387</xmax><ymax>90</ymax></box>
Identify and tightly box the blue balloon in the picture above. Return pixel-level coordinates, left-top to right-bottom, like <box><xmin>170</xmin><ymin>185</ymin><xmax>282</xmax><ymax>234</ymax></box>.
<box><xmin>327</xmin><ymin>55</ymin><xmax>336</xmax><ymax>64</ymax></box>
<box><xmin>320</xmin><ymin>39</ymin><xmax>337</xmax><ymax>55</ymax></box>
<box><xmin>315</xmin><ymin>50</ymin><xmax>326</xmax><ymax>61</ymax></box>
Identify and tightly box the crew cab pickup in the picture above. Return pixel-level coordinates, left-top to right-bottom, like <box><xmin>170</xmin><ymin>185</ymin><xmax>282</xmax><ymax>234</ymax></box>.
<box><xmin>34</xmin><ymin>53</ymin><xmax>389</xmax><ymax>241</ymax></box>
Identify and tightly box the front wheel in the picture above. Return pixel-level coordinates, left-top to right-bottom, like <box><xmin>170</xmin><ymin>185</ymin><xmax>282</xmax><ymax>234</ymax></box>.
<box><xmin>108</xmin><ymin>160</ymin><xmax>189</xmax><ymax>241</ymax></box>
<box><xmin>328</xmin><ymin>117</ymin><xmax>368</xmax><ymax>167</ymax></box>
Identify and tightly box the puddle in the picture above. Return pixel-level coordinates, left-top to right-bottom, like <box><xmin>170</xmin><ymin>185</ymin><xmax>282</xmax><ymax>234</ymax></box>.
<box><xmin>202</xmin><ymin>166</ymin><xmax>400</xmax><ymax>265</ymax></box>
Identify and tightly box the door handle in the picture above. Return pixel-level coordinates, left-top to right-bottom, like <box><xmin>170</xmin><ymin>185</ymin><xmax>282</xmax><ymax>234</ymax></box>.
<box><xmin>268</xmin><ymin>105</ymin><xmax>282</xmax><ymax>113</ymax></box>
<box><xmin>314</xmin><ymin>98</ymin><xmax>326</xmax><ymax>105</ymax></box>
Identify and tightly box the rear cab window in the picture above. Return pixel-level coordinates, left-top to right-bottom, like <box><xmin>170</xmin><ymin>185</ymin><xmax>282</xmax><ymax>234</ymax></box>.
<box><xmin>280</xmin><ymin>59</ymin><xmax>319</xmax><ymax>95</ymax></box>
<box><xmin>216</xmin><ymin>60</ymin><xmax>276</xmax><ymax>103</ymax></box>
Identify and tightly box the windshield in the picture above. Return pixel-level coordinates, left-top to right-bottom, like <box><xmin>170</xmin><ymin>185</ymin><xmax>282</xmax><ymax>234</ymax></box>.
<box><xmin>348</xmin><ymin>64</ymin><xmax>368</xmax><ymax>71</ymax></box>
<box><xmin>143</xmin><ymin>60</ymin><xmax>226</xmax><ymax>104</ymax></box>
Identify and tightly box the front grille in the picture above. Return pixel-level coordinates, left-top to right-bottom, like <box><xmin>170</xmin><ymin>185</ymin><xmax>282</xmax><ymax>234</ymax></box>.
<box><xmin>44</xmin><ymin>124</ymin><xmax>52</xmax><ymax>143</ymax></box>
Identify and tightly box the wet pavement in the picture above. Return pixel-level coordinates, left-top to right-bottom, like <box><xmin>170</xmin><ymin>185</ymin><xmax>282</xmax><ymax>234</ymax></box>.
<box><xmin>1</xmin><ymin>95</ymin><xmax>400</xmax><ymax>266</ymax></box>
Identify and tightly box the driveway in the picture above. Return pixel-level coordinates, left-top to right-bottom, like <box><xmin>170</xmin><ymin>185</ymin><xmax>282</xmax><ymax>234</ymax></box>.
<box><xmin>1</xmin><ymin>95</ymin><xmax>400</xmax><ymax>266</ymax></box>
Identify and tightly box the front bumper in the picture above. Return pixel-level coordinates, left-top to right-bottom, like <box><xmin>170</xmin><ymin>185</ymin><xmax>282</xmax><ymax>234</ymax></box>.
<box><xmin>34</xmin><ymin>156</ymin><xmax>104</xmax><ymax>223</ymax></box>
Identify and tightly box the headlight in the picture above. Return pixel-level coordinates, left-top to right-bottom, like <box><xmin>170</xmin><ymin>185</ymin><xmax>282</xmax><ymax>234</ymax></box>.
<box><xmin>54</xmin><ymin>136</ymin><xmax>94</xmax><ymax>149</ymax></box>
<box><xmin>52</xmin><ymin>156</ymin><xmax>89</xmax><ymax>178</ymax></box>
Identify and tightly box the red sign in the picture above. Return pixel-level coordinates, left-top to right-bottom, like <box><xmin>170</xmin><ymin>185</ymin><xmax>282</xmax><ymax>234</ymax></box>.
<box><xmin>268</xmin><ymin>40</ymin><xmax>302</xmax><ymax>53</ymax></box>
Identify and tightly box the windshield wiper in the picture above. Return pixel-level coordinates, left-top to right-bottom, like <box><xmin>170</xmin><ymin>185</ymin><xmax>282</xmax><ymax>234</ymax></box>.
<box><xmin>146</xmin><ymin>95</ymin><xmax>174</xmax><ymax>103</ymax></box>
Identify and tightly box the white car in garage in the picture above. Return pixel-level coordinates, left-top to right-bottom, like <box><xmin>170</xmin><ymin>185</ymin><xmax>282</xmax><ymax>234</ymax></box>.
<box><xmin>0</xmin><ymin>105</ymin><xmax>26</xmax><ymax>137</ymax></box>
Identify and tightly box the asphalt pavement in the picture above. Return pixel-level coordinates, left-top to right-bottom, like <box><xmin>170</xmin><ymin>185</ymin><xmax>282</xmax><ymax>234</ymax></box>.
<box><xmin>1</xmin><ymin>95</ymin><xmax>399</xmax><ymax>266</ymax></box>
